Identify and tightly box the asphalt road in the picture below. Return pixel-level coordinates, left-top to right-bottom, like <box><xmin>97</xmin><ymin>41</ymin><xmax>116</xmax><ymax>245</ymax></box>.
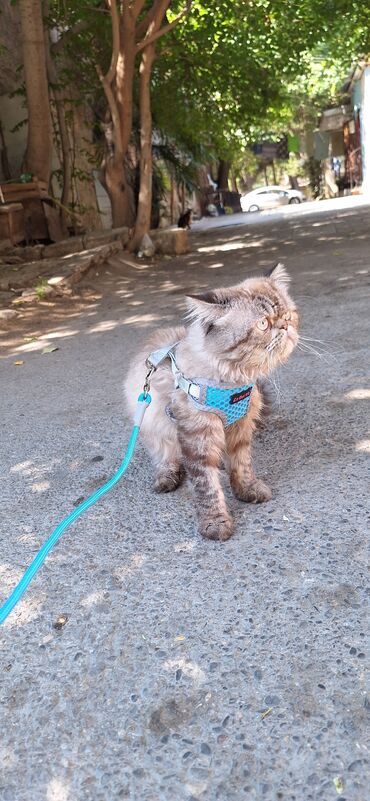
<box><xmin>1</xmin><ymin>198</ymin><xmax>369</xmax><ymax>801</ymax></box>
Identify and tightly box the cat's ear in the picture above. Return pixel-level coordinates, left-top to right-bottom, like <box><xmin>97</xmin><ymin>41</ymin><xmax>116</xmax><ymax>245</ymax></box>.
<box><xmin>266</xmin><ymin>262</ymin><xmax>290</xmax><ymax>287</ymax></box>
<box><xmin>185</xmin><ymin>291</ymin><xmax>232</xmax><ymax>324</ymax></box>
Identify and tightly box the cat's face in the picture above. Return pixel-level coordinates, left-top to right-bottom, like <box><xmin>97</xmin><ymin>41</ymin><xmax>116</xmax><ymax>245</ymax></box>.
<box><xmin>186</xmin><ymin>263</ymin><xmax>299</xmax><ymax>376</ymax></box>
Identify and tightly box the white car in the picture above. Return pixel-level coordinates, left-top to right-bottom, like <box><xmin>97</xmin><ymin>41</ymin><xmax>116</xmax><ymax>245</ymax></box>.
<box><xmin>240</xmin><ymin>185</ymin><xmax>305</xmax><ymax>213</ymax></box>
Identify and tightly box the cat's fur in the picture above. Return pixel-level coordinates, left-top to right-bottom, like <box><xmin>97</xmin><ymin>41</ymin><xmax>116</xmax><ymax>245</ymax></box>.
<box><xmin>124</xmin><ymin>263</ymin><xmax>299</xmax><ymax>542</ymax></box>
<box><xmin>178</xmin><ymin>209</ymin><xmax>192</xmax><ymax>229</ymax></box>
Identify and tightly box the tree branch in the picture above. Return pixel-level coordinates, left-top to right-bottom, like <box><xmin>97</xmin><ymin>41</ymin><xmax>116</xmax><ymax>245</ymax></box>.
<box><xmin>105</xmin><ymin>0</ymin><xmax>120</xmax><ymax>85</ymax></box>
<box><xmin>136</xmin><ymin>0</ymin><xmax>192</xmax><ymax>52</ymax></box>
<box><xmin>96</xmin><ymin>65</ymin><xmax>123</xmax><ymax>159</ymax></box>
<box><xmin>95</xmin><ymin>0</ymin><xmax>122</xmax><ymax>158</ymax></box>
<box><xmin>135</xmin><ymin>1</ymin><xmax>158</xmax><ymax>39</ymax></box>
<box><xmin>132</xmin><ymin>0</ymin><xmax>146</xmax><ymax>17</ymax></box>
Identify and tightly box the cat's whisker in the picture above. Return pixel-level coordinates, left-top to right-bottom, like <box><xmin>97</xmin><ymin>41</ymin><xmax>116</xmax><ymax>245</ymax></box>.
<box><xmin>265</xmin><ymin>354</ymin><xmax>282</xmax><ymax>408</ymax></box>
<box><xmin>297</xmin><ymin>341</ymin><xmax>338</xmax><ymax>365</ymax></box>
<box><xmin>297</xmin><ymin>341</ymin><xmax>325</xmax><ymax>357</ymax></box>
<box><xmin>299</xmin><ymin>342</ymin><xmax>335</xmax><ymax>356</ymax></box>
<box><xmin>298</xmin><ymin>334</ymin><xmax>341</xmax><ymax>352</ymax></box>
<box><xmin>299</xmin><ymin>335</ymin><xmax>333</xmax><ymax>344</ymax></box>
<box><xmin>299</xmin><ymin>335</ymin><xmax>344</xmax><ymax>357</ymax></box>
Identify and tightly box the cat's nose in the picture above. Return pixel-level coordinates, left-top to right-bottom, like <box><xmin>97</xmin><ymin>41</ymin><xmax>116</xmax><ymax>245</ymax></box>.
<box><xmin>279</xmin><ymin>320</ymin><xmax>288</xmax><ymax>330</ymax></box>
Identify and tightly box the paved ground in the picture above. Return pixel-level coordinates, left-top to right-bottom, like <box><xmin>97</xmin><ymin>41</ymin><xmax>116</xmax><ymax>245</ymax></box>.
<box><xmin>1</xmin><ymin>198</ymin><xmax>369</xmax><ymax>801</ymax></box>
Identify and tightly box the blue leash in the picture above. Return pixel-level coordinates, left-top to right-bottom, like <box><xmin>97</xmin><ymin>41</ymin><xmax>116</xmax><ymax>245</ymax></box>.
<box><xmin>0</xmin><ymin>392</ymin><xmax>151</xmax><ymax>626</ymax></box>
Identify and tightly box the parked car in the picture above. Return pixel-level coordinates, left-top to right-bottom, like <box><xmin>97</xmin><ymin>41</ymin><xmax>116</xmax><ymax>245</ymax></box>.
<box><xmin>240</xmin><ymin>185</ymin><xmax>305</xmax><ymax>213</ymax></box>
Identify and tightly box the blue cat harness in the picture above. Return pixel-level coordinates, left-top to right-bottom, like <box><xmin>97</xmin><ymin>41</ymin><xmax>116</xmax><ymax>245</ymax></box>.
<box><xmin>146</xmin><ymin>344</ymin><xmax>254</xmax><ymax>427</ymax></box>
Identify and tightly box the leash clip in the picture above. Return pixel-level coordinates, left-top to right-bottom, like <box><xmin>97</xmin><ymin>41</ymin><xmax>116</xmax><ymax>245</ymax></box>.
<box><xmin>143</xmin><ymin>363</ymin><xmax>156</xmax><ymax>397</ymax></box>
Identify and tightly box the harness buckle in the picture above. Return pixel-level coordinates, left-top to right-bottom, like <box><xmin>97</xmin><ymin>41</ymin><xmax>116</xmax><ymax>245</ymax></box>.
<box><xmin>187</xmin><ymin>382</ymin><xmax>201</xmax><ymax>400</ymax></box>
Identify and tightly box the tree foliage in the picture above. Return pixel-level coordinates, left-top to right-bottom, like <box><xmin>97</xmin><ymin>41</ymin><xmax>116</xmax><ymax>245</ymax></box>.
<box><xmin>8</xmin><ymin>0</ymin><xmax>370</xmax><ymax>235</ymax></box>
<box><xmin>152</xmin><ymin>0</ymin><xmax>370</xmax><ymax>164</ymax></box>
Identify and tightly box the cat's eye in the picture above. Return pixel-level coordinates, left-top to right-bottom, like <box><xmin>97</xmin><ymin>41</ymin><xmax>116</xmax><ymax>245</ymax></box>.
<box><xmin>256</xmin><ymin>317</ymin><xmax>269</xmax><ymax>331</ymax></box>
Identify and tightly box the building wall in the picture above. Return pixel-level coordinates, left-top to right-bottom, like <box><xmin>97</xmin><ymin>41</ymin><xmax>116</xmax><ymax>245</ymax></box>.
<box><xmin>360</xmin><ymin>66</ymin><xmax>370</xmax><ymax>196</ymax></box>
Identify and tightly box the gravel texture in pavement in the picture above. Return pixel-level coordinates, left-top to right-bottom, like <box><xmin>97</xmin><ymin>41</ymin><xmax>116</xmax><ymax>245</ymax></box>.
<box><xmin>1</xmin><ymin>199</ymin><xmax>369</xmax><ymax>801</ymax></box>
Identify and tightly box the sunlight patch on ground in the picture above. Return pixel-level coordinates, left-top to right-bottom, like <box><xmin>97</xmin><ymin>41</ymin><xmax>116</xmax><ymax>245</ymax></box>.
<box><xmin>113</xmin><ymin>553</ymin><xmax>146</xmax><ymax>580</ymax></box>
<box><xmin>0</xmin><ymin>563</ymin><xmax>23</xmax><ymax>591</ymax></box>
<box><xmin>80</xmin><ymin>590</ymin><xmax>106</xmax><ymax>609</ymax></box>
<box><xmin>0</xmin><ymin>745</ymin><xmax>15</xmax><ymax>770</ymax></box>
<box><xmin>10</xmin><ymin>460</ymin><xmax>33</xmax><ymax>474</ymax></box>
<box><xmin>14</xmin><ymin>328</ymin><xmax>80</xmax><ymax>352</ymax></box>
<box><xmin>192</xmin><ymin>196</ymin><xmax>370</xmax><ymax>233</ymax></box>
<box><xmin>198</xmin><ymin>241</ymin><xmax>252</xmax><ymax>254</ymax></box>
<box><xmin>161</xmin><ymin>280</ymin><xmax>182</xmax><ymax>291</ymax></box>
<box><xmin>185</xmin><ymin>780</ymin><xmax>209</xmax><ymax>797</ymax></box>
<box><xmin>63</xmin><ymin>250</ymin><xmax>88</xmax><ymax>260</ymax></box>
<box><xmin>356</xmin><ymin>438</ymin><xmax>370</xmax><ymax>453</ymax></box>
<box><xmin>0</xmin><ymin>563</ymin><xmax>44</xmax><ymax>627</ymax></box>
<box><xmin>164</xmin><ymin>656</ymin><xmax>206</xmax><ymax>684</ymax></box>
<box><xmin>174</xmin><ymin>540</ymin><xmax>196</xmax><ymax>553</ymax></box>
<box><xmin>46</xmin><ymin>329</ymin><xmax>80</xmax><ymax>339</ymax></box>
<box><xmin>121</xmin><ymin>313</ymin><xmax>163</xmax><ymax>325</ymax></box>
<box><xmin>46</xmin><ymin>778</ymin><xmax>70</xmax><ymax>801</ymax></box>
<box><xmin>10</xmin><ymin>459</ymin><xmax>58</xmax><ymax>479</ymax></box>
<box><xmin>88</xmin><ymin>319</ymin><xmax>120</xmax><ymax>333</ymax></box>
<box><xmin>345</xmin><ymin>388</ymin><xmax>370</xmax><ymax>400</ymax></box>
<box><xmin>68</xmin><ymin>457</ymin><xmax>84</xmax><ymax>472</ymax></box>
<box><xmin>317</xmin><ymin>235</ymin><xmax>338</xmax><ymax>241</ymax></box>
<box><xmin>31</xmin><ymin>481</ymin><xmax>50</xmax><ymax>493</ymax></box>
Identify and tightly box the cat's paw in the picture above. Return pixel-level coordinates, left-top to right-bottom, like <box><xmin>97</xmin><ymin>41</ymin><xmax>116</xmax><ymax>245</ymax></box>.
<box><xmin>199</xmin><ymin>514</ymin><xmax>234</xmax><ymax>542</ymax></box>
<box><xmin>153</xmin><ymin>468</ymin><xmax>183</xmax><ymax>493</ymax></box>
<box><xmin>233</xmin><ymin>479</ymin><xmax>272</xmax><ymax>504</ymax></box>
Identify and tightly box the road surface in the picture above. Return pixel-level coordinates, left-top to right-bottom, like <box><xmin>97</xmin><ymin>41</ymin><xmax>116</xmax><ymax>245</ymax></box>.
<box><xmin>1</xmin><ymin>198</ymin><xmax>369</xmax><ymax>801</ymax></box>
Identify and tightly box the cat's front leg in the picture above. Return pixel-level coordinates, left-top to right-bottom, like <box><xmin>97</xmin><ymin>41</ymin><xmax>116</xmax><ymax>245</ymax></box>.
<box><xmin>177</xmin><ymin>413</ymin><xmax>234</xmax><ymax>542</ymax></box>
<box><xmin>226</xmin><ymin>414</ymin><xmax>272</xmax><ymax>504</ymax></box>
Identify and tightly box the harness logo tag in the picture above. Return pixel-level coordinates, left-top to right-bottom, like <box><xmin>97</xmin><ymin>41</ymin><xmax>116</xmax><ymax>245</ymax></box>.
<box><xmin>229</xmin><ymin>387</ymin><xmax>252</xmax><ymax>405</ymax></box>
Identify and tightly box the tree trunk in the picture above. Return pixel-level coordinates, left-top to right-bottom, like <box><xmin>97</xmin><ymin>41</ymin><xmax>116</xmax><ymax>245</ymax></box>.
<box><xmin>0</xmin><ymin>119</ymin><xmax>11</xmax><ymax>180</ymax></box>
<box><xmin>19</xmin><ymin>0</ymin><xmax>52</xmax><ymax>184</ymax></box>
<box><xmin>45</xmin><ymin>0</ymin><xmax>102</xmax><ymax>235</ymax></box>
<box><xmin>104</xmin><ymin>159</ymin><xmax>132</xmax><ymax>229</ymax></box>
<box><xmin>101</xmin><ymin>14</ymin><xmax>136</xmax><ymax>229</ymax></box>
<box><xmin>129</xmin><ymin>43</ymin><xmax>156</xmax><ymax>251</ymax></box>
<box><xmin>231</xmin><ymin>171</ymin><xmax>238</xmax><ymax>193</ymax></box>
<box><xmin>117</xmin><ymin>19</ymin><xmax>136</xmax><ymax>159</ymax></box>
<box><xmin>44</xmin><ymin>40</ymin><xmax>70</xmax><ymax>235</ymax></box>
<box><xmin>99</xmin><ymin>0</ymin><xmax>191</xmax><ymax>233</ymax></box>
<box><xmin>71</xmin><ymin>102</ymin><xmax>102</xmax><ymax>232</ymax></box>
<box><xmin>217</xmin><ymin>159</ymin><xmax>230</xmax><ymax>190</ymax></box>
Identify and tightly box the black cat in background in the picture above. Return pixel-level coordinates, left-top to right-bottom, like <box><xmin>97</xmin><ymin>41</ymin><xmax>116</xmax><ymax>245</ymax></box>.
<box><xmin>178</xmin><ymin>209</ymin><xmax>192</xmax><ymax>229</ymax></box>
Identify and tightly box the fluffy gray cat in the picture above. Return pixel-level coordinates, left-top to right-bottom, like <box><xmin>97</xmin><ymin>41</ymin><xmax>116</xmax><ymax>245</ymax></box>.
<box><xmin>125</xmin><ymin>263</ymin><xmax>299</xmax><ymax>541</ymax></box>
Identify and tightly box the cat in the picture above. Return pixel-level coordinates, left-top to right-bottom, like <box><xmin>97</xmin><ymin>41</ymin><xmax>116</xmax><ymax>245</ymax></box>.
<box><xmin>178</xmin><ymin>209</ymin><xmax>192</xmax><ymax>229</ymax></box>
<box><xmin>124</xmin><ymin>263</ymin><xmax>299</xmax><ymax>542</ymax></box>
